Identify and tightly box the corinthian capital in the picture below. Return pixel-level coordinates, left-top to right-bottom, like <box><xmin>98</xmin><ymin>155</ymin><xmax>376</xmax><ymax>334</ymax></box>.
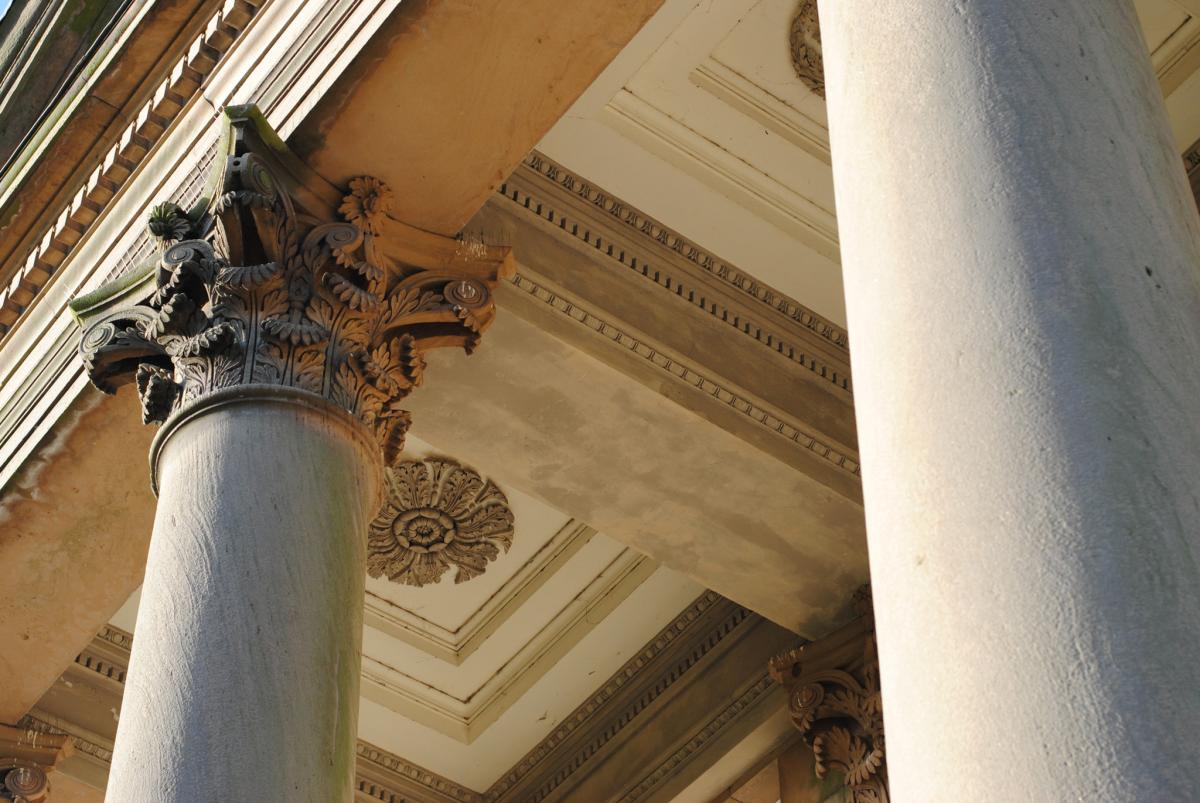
<box><xmin>72</xmin><ymin>105</ymin><xmax>513</xmax><ymax>465</ymax></box>
<box><xmin>769</xmin><ymin>604</ymin><xmax>887</xmax><ymax>803</ymax></box>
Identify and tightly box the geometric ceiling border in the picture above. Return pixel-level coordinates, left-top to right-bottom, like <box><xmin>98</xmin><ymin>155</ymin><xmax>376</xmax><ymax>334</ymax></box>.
<box><xmin>30</xmin><ymin>590</ymin><xmax>790</xmax><ymax>803</ymax></box>
<box><xmin>360</xmin><ymin>548</ymin><xmax>655</xmax><ymax>744</ymax></box>
<box><xmin>485</xmin><ymin>592</ymin><xmax>794</xmax><ymax>802</ymax></box>
<box><xmin>364</xmin><ymin>519</ymin><xmax>595</xmax><ymax>665</ymax></box>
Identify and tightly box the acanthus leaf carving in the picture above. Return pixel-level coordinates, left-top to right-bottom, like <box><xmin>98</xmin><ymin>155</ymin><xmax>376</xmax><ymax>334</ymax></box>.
<box><xmin>789</xmin><ymin>0</ymin><xmax>824</xmax><ymax>98</ymax></box>
<box><xmin>74</xmin><ymin>105</ymin><xmax>514</xmax><ymax>465</ymax></box>
<box><xmin>769</xmin><ymin>602</ymin><xmax>886</xmax><ymax>803</ymax></box>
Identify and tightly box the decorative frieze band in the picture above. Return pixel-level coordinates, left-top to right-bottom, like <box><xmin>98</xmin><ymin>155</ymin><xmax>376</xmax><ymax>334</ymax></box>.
<box><xmin>623</xmin><ymin>673</ymin><xmax>777</xmax><ymax>802</ymax></box>
<box><xmin>505</xmin><ymin>151</ymin><xmax>852</xmax><ymax>391</ymax></box>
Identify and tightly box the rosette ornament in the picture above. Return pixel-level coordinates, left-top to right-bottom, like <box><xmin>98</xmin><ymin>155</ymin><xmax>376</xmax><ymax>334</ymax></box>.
<box><xmin>368</xmin><ymin>458</ymin><xmax>515</xmax><ymax>586</ymax></box>
<box><xmin>72</xmin><ymin>106</ymin><xmax>514</xmax><ymax>465</ymax></box>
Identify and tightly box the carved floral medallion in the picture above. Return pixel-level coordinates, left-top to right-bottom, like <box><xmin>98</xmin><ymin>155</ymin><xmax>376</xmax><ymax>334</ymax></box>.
<box><xmin>74</xmin><ymin>106</ymin><xmax>513</xmax><ymax>466</ymax></box>
<box><xmin>368</xmin><ymin>458</ymin><xmax>514</xmax><ymax>587</ymax></box>
<box><xmin>789</xmin><ymin>0</ymin><xmax>824</xmax><ymax>98</ymax></box>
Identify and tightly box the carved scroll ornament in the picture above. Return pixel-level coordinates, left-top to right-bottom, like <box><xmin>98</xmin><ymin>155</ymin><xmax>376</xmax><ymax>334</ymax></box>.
<box><xmin>0</xmin><ymin>724</ymin><xmax>71</xmax><ymax>803</ymax></box>
<box><xmin>369</xmin><ymin>457</ymin><xmax>514</xmax><ymax>587</ymax></box>
<box><xmin>789</xmin><ymin>0</ymin><xmax>824</xmax><ymax>98</ymax></box>
<box><xmin>73</xmin><ymin>106</ymin><xmax>513</xmax><ymax>466</ymax></box>
<box><xmin>769</xmin><ymin>612</ymin><xmax>887</xmax><ymax>803</ymax></box>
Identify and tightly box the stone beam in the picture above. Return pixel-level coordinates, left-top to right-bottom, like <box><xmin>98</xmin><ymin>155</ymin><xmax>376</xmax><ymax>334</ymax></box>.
<box><xmin>289</xmin><ymin>0</ymin><xmax>666</xmax><ymax>235</ymax></box>
<box><xmin>403</xmin><ymin>308</ymin><xmax>867</xmax><ymax>635</ymax></box>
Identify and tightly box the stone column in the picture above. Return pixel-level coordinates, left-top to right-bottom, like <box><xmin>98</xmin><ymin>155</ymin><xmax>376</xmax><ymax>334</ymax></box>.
<box><xmin>105</xmin><ymin>388</ymin><xmax>380</xmax><ymax>800</ymax></box>
<box><xmin>819</xmin><ymin>1</ymin><xmax>1200</xmax><ymax>799</ymax></box>
<box><xmin>73</xmin><ymin>106</ymin><xmax>512</xmax><ymax>802</ymax></box>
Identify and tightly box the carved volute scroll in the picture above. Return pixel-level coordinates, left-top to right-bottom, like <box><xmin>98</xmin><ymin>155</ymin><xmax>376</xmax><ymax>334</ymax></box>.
<box><xmin>789</xmin><ymin>0</ymin><xmax>824</xmax><ymax>98</ymax></box>
<box><xmin>769</xmin><ymin>604</ymin><xmax>887</xmax><ymax>803</ymax></box>
<box><xmin>0</xmin><ymin>724</ymin><xmax>72</xmax><ymax>803</ymax></box>
<box><xmin>368</xmin><ymin>457</ymin><xmax>515</xmax><ymax>587</ymax></box>
<box><xmin>72</xmin><ymin>105</ymin><xmax>514</xmax><ymax>466</ymax></box>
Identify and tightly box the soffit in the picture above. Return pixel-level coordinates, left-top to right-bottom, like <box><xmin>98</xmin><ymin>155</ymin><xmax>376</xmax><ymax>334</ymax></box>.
<box><xmin>538</xmin><ymin>0</ymin><xmax>1200</xmax><ymax>329</ymax></box>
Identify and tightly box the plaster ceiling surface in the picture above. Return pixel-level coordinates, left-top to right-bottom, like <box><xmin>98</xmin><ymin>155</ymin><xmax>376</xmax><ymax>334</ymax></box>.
<box><xmin>108</xmin><ymin>433</ymin><xmax>706</xmax><ymax>793</ymax></box>
<box><xmin>537</xmin><ymin>0</ymin><xmax>1200</xmax><ymax>330</ymax></box>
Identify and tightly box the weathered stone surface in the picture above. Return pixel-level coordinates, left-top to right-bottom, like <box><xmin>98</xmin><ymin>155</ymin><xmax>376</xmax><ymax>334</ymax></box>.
<box><xmin>105</xmin><ymin>389</ymin><xmax>381</xmax><ymax>802</ymax></box>
<box><xmin>0</xmin><ymin>386</ymin><xmax>153</xmax><ymax>725</ymax></box>
<box><xmin>823</xmin><ymin>0</ymin><xmax>1200</xmax><ymax>799</ymax></box>
<box><xmin>405</xmin><ymin>310</ymin><xmax>868</xmax><ymax>636</ymax></box>
<box><xmin>291</xmin><ymin>0</ymin><xmax>667</xmax><ymax>235</ymax></box>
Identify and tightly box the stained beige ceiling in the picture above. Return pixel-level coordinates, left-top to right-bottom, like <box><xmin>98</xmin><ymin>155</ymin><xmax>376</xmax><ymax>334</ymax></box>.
<box><xmin>110</xmin><ymin>432</ymin><xmax>713</xmax><ymax>792</ymax></box>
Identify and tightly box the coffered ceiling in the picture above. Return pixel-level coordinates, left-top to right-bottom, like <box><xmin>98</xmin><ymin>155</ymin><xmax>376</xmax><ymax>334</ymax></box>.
<box><xmin>539</xmin><ymin>0</ymin><xmax>1200</xmax><ymax>330</ymax></box>
<box><xmin>103</xmin><ymin>434</ymin><xmax>797</xmax><ymax>797</ymax></box>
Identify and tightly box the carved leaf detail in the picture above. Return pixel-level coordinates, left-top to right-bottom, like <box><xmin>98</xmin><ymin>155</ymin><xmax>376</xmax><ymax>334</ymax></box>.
<box><xmin>326</xmin><ymin>273</ymin><xmax>379</xmax><ymax>311</ymax></box>
<box><xmin>219</xmin><ymin>261</ymin><xmax>281</xmax><ymax>288</ymax></box>
<box><xmin>163</xmin><ymin>322</ymin><xmax>238</xmax><ymax>357</ymax></box>
<box><xmin>135</xmin><ymin>364</ymin><xmax>177</xmax><ymax>424</ymax></box>
<box><xmin>261</xmin><ymin>317</ymin><xmax>328</xmax><ymax>346</ymax></box>
<box><xmin>143</xmin><ymin>293</ymin><xmax>196</xmax><ymax>339</ymax></box>
<box><xmin>773</xmin><ymin>627</ymin><xmax>888</xmax><ymax>803</ymax></box>
<box><xmin>76</xmin><ymin>115</ymin><xmax>506</xmax><ymax>467</ymax></box>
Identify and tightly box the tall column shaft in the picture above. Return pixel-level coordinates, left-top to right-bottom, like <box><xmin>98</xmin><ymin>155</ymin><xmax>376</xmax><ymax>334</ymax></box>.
<box><xmin>821</xmin><ymin>0</ymin><xmax>1200</xmax><ymax>799</ymax></box>
<box><xmin>105</xmin><ymin>388</ymin><xmax>381</xmax><ymax>802</ymax></box>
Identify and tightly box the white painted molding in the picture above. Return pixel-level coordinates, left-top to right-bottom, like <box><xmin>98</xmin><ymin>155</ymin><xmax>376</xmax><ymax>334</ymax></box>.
<box><xmin>364</xmin><ymin>520</ymin><xmax>595</xmax><ymax>665</ymax></box>
<box><xmin>360</xmin><ymin>549</ymin><xmax>656</xmax><ymax>744</ymax></box>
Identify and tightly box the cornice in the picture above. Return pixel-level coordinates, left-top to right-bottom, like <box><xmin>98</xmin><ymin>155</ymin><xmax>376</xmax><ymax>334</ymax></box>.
<box><xmin>486</xmin><ymin>150</ymin><xmax>862</xmax><ymax>494</ymax></box>
<box><xmin>356</xmin><ymin>743</ymin><xmax>482</xmax><ymax>803</ymax></box>
<box><xmin>0</xmin><ymin>0</ymin><xmax>265</xmax><ymax>335</ymax></box>
<box><xmin>486</xmin><ymin>590</ymin><xmax>728</xmax><ymax>799</ymax></box>
<box><xmin>73</xmin><ymin>625</ymin><xmax>133</xmax><ymax>687</ymax></box>
<box><xmin>505</xmin><ymin>271</ymin><xmax>860</xmax><ymax>479</ymax></box>
<box><xmin>622</xmin><ymin>673</ymin><xmax>776</xmax><ymax>802</ymax></box>
<box><xmin>507</xmin><ymin>151</ymin><xmax>850</xmax><ymax>381</ymax></box>
<box><xmin>484</xmin><ymin>593</ymin><xmax>786</xmax><ymax>803</ymax></box>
